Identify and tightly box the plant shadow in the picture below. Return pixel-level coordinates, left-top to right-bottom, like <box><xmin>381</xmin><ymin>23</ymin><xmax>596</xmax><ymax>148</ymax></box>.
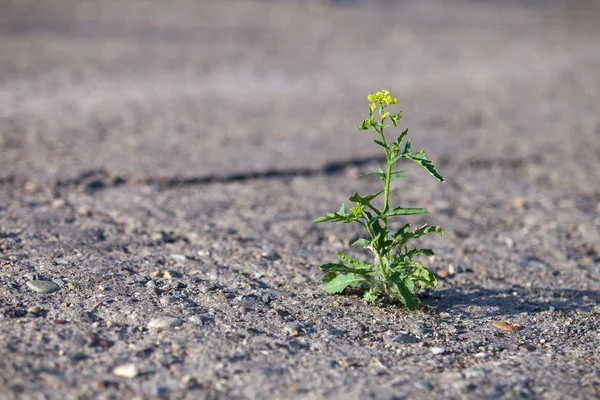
<box><xmin>428</xmin><ymin>285</ymin><xmax>599</xmax><ymax>316</ymax></box>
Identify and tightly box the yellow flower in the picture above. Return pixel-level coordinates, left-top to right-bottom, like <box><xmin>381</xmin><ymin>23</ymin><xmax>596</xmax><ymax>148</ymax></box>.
<box><xmin>351</xmin><ymin>204</ymin><xmax>365</xmax><ymax>217</ymax></box>
<box><xmin>367</xmin><ymin>90</ymin><xmax>398</xmax><ymax>106</ymax></box>
<box><xmin>370</xmin><ymin>103</ymin><xmax>377</xmax><ymax>111</ymax></box>
<box><xmin>383</xmin><ymin>95</ymin><xmax>398</xmax><ymax>105</ymax></box>
<box><xmin>382</xmin><ymin>111</ymin><xmax>390</xmax><ymax>119</ymax></box>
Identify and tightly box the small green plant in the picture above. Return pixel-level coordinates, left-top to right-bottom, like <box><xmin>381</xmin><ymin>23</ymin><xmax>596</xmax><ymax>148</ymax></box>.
<box><xmin>314</xmin><ymin>90</ymin><xmax>445</xmax><ymax>310</ymax></box>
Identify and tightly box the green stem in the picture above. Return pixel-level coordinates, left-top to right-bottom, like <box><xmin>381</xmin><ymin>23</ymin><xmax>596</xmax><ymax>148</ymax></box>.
<box><xmin>360</xmin><ymin>212</ymin><xmax>375</xmax><ymax>240</ymax></box>
<box><xmin>377</xmin><ymin>129</ymin><xmax>392</xmax><ymax>229</ymax></box>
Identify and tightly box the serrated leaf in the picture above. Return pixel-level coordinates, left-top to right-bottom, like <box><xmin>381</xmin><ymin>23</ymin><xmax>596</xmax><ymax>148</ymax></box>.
<box><xmin>389</xmin><ymin>275</ymin><xmax>418</xmax><ymax>310</ymax></box>
<box><xmin>373</xmin><ymin>139</ymin><xmax>388</xmax><ymax>149</ymax></box>
<box><xmin>335</xmin><ymin>252</ymin><xmax>372</xmax><ymax>270</ymax></box>
<box><xmin>319</xmin><ymin>263</ymin><xmax>371</xmax><ymax>277</ymax></box>
<box><xmin>394</xmin><ymin>224</ymin><xmax>442</xmax><ymax>247</ymax></box>
<box><xmin>407</xmin><ymin>151</ymin><xmax>444</xmax><ymax>182</ymax></box>
<box><xmin>323</xmin><ymin>273</ymin><xmax>364</xmax><ymax>294</ymax></box>
<box><xmin>393</xmin><ymin>223</ymin><xmax>411</xmax><ymax>240</ymax></box>
<box><xmin>387</xmin><ymin>138</ymin><xmax>444</xmax><ymax>182</ymax></box>
<box><xmin>396</xmin><ymin>128</ymin><xmax>409</xmax><ymax>146</ymax></box>
<box><xmin>349</xmin><ymin>190</ymin><xmax>383</xmax><ymax>206</ymax></box>
<box><xmin>358</xmin><ymin>116</ymin><xmax>374</xmax><ymax>130</ymax></box>
<box><xmin>405</xmin><ymin>248</ymin><xmax>435</xmax><ymax>258</ymax></box>
<box><xmin>313</xmin><ymin>203</ymin><xmax>355</xmax><ymax>224</ymax></box>
<box><xmin>409</xmin><ymin>262</ymin><xmax>438</xmax><ymax>290</ymax></box>
<box><xmin>403</xmin><ymin>139</ymin><xmax>412</xmax><ymax>154</ymax></box>
<box><xmin>412</xmin><ymin>224</ymin><xmax>443</xmax><ymax>238</ymax></box>
<box><xmin>351</xmin><ymin>238</ymin><xmax>371</xmax><ymax>247</ymax></box>
<box><xmin>390</xmin><ymin>112</ymin><xmax>403</xmax><ymax>127</ymax></box>
<box><xmin>389</xmin><ymin>145</ymin><xmax>444</xmax><ymax>182</ymax></box>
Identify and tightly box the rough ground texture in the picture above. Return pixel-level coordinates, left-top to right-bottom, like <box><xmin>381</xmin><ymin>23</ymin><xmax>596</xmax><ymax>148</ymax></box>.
<box><xmin>1</xmin><ymin>0</ymin><xmax>599</xmax><ymax>399</ymax></box>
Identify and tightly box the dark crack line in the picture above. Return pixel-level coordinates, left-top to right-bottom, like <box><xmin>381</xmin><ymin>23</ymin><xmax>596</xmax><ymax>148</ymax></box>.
<box><xmin>51</xmin><ymin>155</ymin><xmax>385</xmax><ymax>194</ymax></box>
<box><xmin>140</xmin><ymin>155</ymin><xmax>385</xmax><ymax>190</ymax></box>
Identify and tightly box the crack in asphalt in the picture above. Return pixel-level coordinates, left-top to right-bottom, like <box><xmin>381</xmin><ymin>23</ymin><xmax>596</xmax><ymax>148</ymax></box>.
<box><xmin>0</xmin><ymin>153</ymin><xmax>545</xmax><ymax>196</ymax></box>
<box><xmin>50</xmin><ymin>155</ymin><xmax>385</xmax><ymax>194</ymax></box>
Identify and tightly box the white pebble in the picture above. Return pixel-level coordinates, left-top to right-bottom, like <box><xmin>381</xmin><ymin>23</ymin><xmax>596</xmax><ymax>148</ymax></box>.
<box><xmin>113</xmin><ymin>364</ymin><xmax>139</xmax><ymax>378</ymax></box>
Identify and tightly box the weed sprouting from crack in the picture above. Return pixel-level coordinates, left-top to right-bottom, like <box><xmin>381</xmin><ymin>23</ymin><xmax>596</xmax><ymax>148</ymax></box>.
<box><xmin>314</xmin><ymin>90</ymin><xmax>445</xmax><ymax>310</ymax></box>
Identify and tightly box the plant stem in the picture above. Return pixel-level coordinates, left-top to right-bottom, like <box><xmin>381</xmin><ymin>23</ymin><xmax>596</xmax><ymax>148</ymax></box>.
<box><xmin>378</xmin><ymin>128</ymin><xmax>392</xmax><ymax>229</ymax></box>
<box><xmin>377</xmin><ymin>122</ymin><xmax>393</xmax><ymax>283</ymax></box>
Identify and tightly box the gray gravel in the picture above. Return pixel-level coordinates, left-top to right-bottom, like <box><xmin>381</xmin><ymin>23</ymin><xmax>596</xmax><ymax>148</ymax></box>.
<box><xmin>1</xmin><ymin>1</ymin><xmax>599</xmax><ymax>399</ymax></box>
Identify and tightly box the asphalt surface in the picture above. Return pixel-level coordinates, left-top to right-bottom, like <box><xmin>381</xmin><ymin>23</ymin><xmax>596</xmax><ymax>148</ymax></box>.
<box><xmin>1</xmin><ymin>1</ymin><xmax>599</xmax><ymax>399</ymax></box>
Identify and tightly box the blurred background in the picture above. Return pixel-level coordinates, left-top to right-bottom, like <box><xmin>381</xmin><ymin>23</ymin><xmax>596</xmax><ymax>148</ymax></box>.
<box><xmin>1</xmin><ymin>0</ymin><xmax>599</xmax><ymax>189</ymax></box>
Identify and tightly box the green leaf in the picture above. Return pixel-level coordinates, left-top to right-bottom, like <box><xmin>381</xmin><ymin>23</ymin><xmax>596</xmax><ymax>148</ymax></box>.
<box><xmin>323</xmin><ymin>273</ymin><xmax>364</xmax><ymax>294</ymax></box>
<box><xmin>323</xmin><ymin>271</ymin><xmax>337</xmax><ymax>282</ymax></box>
<box><xmin>319</xmin><ymin>263</ymin><xmax>371</xmax><ymax>276</ymax></box>
<box><xmin>362</xmin><ymin>168</ymin><xmax>386</xmax><ymax>181</ymax></box>
<box><xmin>389</xmin><ymin>143</ymin><xmax>444</xmax><ymax>182</ymax></box>
<box><xmin>393</xmin><ymin>223</ymin><xmax>411</xmax><ymax>240</ymax></box>
<box><xmin>362</xmin><ymin>169</ymin><xmax>407</xmax><ymax>181</ymax></box>
<box><xmin>383</xmin><ymin>206</ymin><xmax>428</xmax><ymax>217</ymax></box>
<box><xmin>351</xmin><ymin>238</ymin><xmax>371</xmax><ymax>247</ymax></box>
<box><xmin>313</xmin><ymin>203</ymin><xmax>354</xmax><ymax>224</ymax></box>
<box><xmin>405</xmin><ymin>248</ymin><xmax>435</xmax><ymax>258</ymax></box>
<box><xmin>409</xmin><ymin>262</ymin><xmax>438</xmax><ymax>290</ymax></box>
<box><xmin>390</xmin><ymin>112</ymin><xmax>403</xmax><ymax>127</ymax></box>
<box><xmin>335</xmin><ymin>252</ymin><xmax>372</xmax><ymax>270</ymax></box>
<box><xmin>349</xmin><ymin>190</ymin><xmax>383</xmax><ymax>206</ymax></box>
<box><xmin>395</xmin><ymin>128</ymin><xmax>409</xmax><ymax>148</ymax></box>
<box><xmin>411</xmin><ymin>224</ymin><xmax>443</xmax><ymax>239</ymax></box>
<box><xmin>389</xmin><ymin>275</ymin><xmax>418</xmax><ymax>310</ymax></box>
<box><xmin>403</xmin><ymin>139</ymin><xmax>412</xmax><ymax>154</ymax></box>
<box><xmin>393</xmin><ymin>224</ymin><xmax>442</xmax><ymax>247</ymax></box>
<box><xmin>366</xmin><ymin>213</ymin><xmax>388</xmax><ymax>250</ymax></box>
<box><xmin>388</xmin><ymin>170</ymin><xmax>407</xmax><ymax>179</ymax></box>
<box><xmin>363</xmin><ymin>288</ymin><xmax>378</xmax><ymax>304</ymax></box>
<box><xmin>373</xmin><ymin>140</ymin><xmax>388</xmax><ymax>149</ymax></box>
<box><xmin>358</xmin><ymin>116</ymin><xmax>374</xmax><ymax>130</ymax></box>
<box><xmin>406</xmin><ymin>150</ymin><xmax>444</xmax><ymax>182</ymax></box>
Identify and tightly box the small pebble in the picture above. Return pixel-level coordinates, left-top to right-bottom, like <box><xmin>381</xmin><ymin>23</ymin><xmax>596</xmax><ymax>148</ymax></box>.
<box><xmin>76</xmin><ymin>207</ymin><xmax>90</xmax><ymax>217</ymax></box>
<box><xmin>26</xmin><ymin>280</ymin><xmax>60</xmax><ymax>294</ymax></box>
<box><xmin>431</xmin><ymin>346</ymin><xmax>446</xmax><ymax>355</ymax></box>
<box><xmin>513</xmin><ymin>197</ymin><xmax>526</xmax><ymax>210</ymax></box>
<box><xmin>181</xmin><ymin>375</ymin><xmax>198</xmax><ymax>387</ymax></box>
<box><xmin>491</xmin><ymin>321</ymin><xmax>522</xmax><ymax>332</ymax></box>
<box><xmin>170</xmin><ymin>254</ymin><xmax>187</xmax><ymax>263</ymax></box>
<box><xmin>24</xmin><ymin>273</ymin><xmax>37</xmax><ymax>281</ymax></box>
<box><xmin>147</xmin><ymin>317</ymin><xmax>184</xmax><ymax>330</ymax></box>
<box><xmin>112</xmin><ymin>364</ymin><xmax>139</xmax><ymax>378</ymax></box>
<box><xmin>87</xmin><ymin>334</ymin><xmax>99</xmax><ymax>346</ymax></box>
<box><xmin>146</xmin><ymin>281</ymin><xmax>156</xmax><ymax>288</ymax></box>
<box><xmin>284</xmin><ymin>323</ymin><xmax>303</xmax><ymax>337</ymax></box>
<box><xmin>152</xmin><ymin>386</ymin><xmax>169</xmax><ymax>397</ymax></box>
<box><xmin>27</xmin><ymin>305</ymin><xmax>41</xmax><ymax>314</ymax></box>
<box><xmin>518</xmin><ymin>343</ymin><xmax>536</xmax><ymax>352</ymax></box>
<box><xmin>160</xmin><ymin>296</ymin><xmax>177</xmax><ymax>306</ymax></box>
<box><xmin>392</xmin><ymin>334</ymin><xmax>420</xmax><ymax>344</ymax></box>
